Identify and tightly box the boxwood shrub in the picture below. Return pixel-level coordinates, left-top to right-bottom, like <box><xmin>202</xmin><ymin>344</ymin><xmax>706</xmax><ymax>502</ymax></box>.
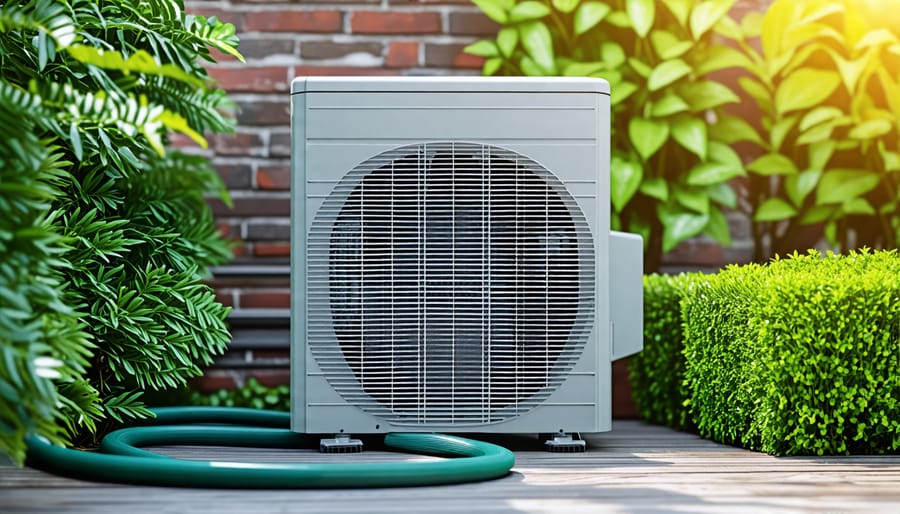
<box><xmin>680</xmin><ymin>250</ymin><xmax>900</xmax><ymax>455</ymax></box>
<box><xmin>629</xmin><ymin>273</ymin><xmax>701</xmax><ymax>431</ymax></box>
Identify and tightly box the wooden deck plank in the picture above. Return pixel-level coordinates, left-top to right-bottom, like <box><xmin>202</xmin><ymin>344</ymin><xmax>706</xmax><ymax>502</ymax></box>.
<box><xmin>2</xmin><ymin>420</ymin><xmax>900</xmax><ymax>513</ymax></box>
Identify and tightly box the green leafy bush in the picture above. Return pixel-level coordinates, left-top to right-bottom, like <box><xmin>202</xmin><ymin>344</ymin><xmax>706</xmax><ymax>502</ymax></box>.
<box><xmin>0</xmin><ymin>0</ymin><xmax>239</xmax><ymax>459</ymax></box>
<box><xmin>466</xmin><ymin>0</ymin><xmax>748</xmax><ymax>270</ymax></box>
<box><xmin>682</xmin><ymin>250</ymin><xmax>900</xmax><ymax>455</ymax></box>
<box><xmin>190</xmin><ymin>378</ymin><xmax>290</xmax><ymax>412</ymax></box>
<box><xmin>726</xmin><ymin>0</ymin><xmax>900</xmax><ymax>257</ymax></box>
<box><xmin>628</xmin><ymin>273</ymin><xmax>699</xmax><ymax>431</ymax></box>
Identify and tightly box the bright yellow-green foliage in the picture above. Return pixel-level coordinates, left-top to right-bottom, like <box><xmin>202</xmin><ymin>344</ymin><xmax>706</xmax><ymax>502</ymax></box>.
<box><xmin>466</xmin><ymin>0</ymin><xmax>747</xmax><ymax>271</ymax></box>
<box><xmin>682</xmin><ymin>250</ymin><xmax>900</xmax><ymax>455</ymax></box>
<box><xmin>729</xmin><ymin>0</ymin><xmax>900</xmax><ymax>256</ymax></box>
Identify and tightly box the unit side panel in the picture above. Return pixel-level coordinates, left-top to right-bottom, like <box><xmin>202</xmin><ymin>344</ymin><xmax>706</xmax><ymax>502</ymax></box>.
<box><xmin>290</xmin><ymin>91</ymin><xmax>309</xmax><ymax>433</ymax></box>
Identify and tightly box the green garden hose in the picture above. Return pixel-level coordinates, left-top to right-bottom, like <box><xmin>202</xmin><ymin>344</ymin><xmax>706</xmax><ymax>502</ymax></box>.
<box><xmin>25</xmin><ymin>407</ymin><xmax>515</xmax><ymax>489</ymax></box>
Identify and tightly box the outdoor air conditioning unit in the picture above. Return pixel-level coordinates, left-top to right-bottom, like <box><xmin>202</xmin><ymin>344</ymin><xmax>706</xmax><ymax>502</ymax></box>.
<box><xmin>290</xmin><ymin>76</ymin><xmax>642</xmax><ymax>451</ymax></box>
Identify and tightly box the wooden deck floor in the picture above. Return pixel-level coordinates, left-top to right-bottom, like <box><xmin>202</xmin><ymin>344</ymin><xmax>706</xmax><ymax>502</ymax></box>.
<box><xmin>3</xmin><ymin>420</ymin><xmax>900</xmax><ymax>513</ymax></box>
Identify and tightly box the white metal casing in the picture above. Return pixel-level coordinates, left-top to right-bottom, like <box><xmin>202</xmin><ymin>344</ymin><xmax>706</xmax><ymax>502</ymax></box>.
<box><xmin>290</xmin><ymin>76</ymin><xmax>641</xmax><ymax>435</ymax></box>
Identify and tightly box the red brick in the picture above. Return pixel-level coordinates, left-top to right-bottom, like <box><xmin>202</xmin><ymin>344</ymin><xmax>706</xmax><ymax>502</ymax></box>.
<box><xmin>244</xmin><ymin>10</ymin><xmax>342</xmax><ymax>32</ymax></box>
<box><xmin>254</xmin><ymin>241</ymin><xmax>292</xmax><ymax>257</ymax></box>
<box><xmin>216</xmin><ymin>221</ymin><xmax>241</xmax><ymax>239</ymax></box>
<box><xmin>208</xmin><ymin>196</ymin><xmax>290</xmax><ymax>216</ymax></box>
<box><xmin>612</xmin><ymin>359</ymin><xmax>638</xmax><ymax>419</ymax></box>
<box><xmin>300</xmin><ymin>41</ymin><xmax>383</xmax><ymax>60</ymax></box>
<box><xmin>424</xmin><ymin>43</ymin><xmax>484</xmax><ymax>69</ymax></box>
<box><xmin>270</xmin><ymin>132</ymin><xmax>291</xmax><ymax>158</ymax></box>
<box><xmin>185</xmin><ymin>8</ymin><xmax>242</xmax><ymax>30</ymax></box>
<box><xmin>215</xmin><ymin>163</ymin><xmax>252</xmax><ymax>189</ymax></box>
<box><xmin>248</xmin><ymin>369</ymin><xmax>291</xmax><ymax>387</ymax></box>
<box><xmin>215</xmin><ymin>290</ymin><xmax>236</xmax><ymax>308</ymax></box>
<box><xmin>447</xmin><ymin>11</ymin><xmax>499</xmax><ymax>36</ymax></box>
<box><xmin>167</xmin><ymin>133</ymin><xmax>202</xmax><ymax>149</ymax></box>
<box><xmin>386</xmin><ymin>41</ymin><xmax>419</xmax><ymax>68</ymax></box>
<box><xmin>294</xmin><ymin>66</ymin><xmax>401</xmax><ymax>76</ymax></box>
<box><xmin>209</xmin><ymin>66</ymin><xmax>289</xmax><ymax>92</ymax></box>
<box><xmin>240</xmin><ymin>290</ymin><xmax>291</xmax><ymax>308</ymax></box>
<box><xmin>192</xmin><ymin>371</ymin><xmax>238</xmax><ymax>393</ymax></box>
<box><xmin>236</xmin><ymin>100</ymin><xmax>290</xmax><ymax>126</ymax></box>
<box><xmin>232</xmin><ymin>244</ymin><xmax>250</xmax><ymax>258</ymax></box>
<box><xmin>351</xmin><ymin>11</ymin><xmax>441</xmax><ymax>34</ymax></box>
<box><xmin>211</xmin><ymin>132</ymin><xmax>265</xmax><ymax>157</ymax></box>
<box><xmin>257</xmin><ymin>166</ymin><xmax>291</xmax><ymax>190</ymax></box>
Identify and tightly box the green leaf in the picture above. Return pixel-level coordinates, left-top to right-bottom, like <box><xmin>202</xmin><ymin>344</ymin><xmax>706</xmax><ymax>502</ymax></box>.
<box><xmin>519</xmin><ymin>21</ymin><xmax>555</xmax><ymax>74</ymax></box>
<box><xmin>648</xmin><ymin>59</ymin><xmax>692</xmax><ymax>92</ymax></box>
<box><xmin>855</xmin><ymin>28</ymin><xmax>898</xmax><ymax>51</ymax></box>
<box><xmin>690</xmin><ymin>0</ymin><xmax>734</xmax><ymax>40</ymax></box>
<box><xmin>610</xmin><ymin>81</ymin><xmax>638</xmax><ymax>105</ymax></box>
<box><xmin>816</xmin><ymin>169</ymin><xmax>880</xmax><ymax>204</ymax></box>
<box><xmin>707</xmin><ymin>182</ymin><xmax>737</xmax><ymax>208</ymax></box>
<box><xmin>69</xmin><ymin>122</ymin><xmax>83</xmax><ymax>161</ymax></box>
<box><xmin>661</xmin><ymin>0</ymin><xmax>692</xmax><ymax>27</ymax></box>
<box><xmin>747</xmin><ymin>153</ymin><xmax>798</xmax><ymax>176</ymax></box>
<box><xmin>472</xmin><ymin>0</ymin><xmax>509</xmax><ymax>23</ymax></box>
<box><xmin>611</xmin><ymin>156</ymin><xmax>643</xmax><ymax>212</ymax></box>
<box><xmin>808</xmin><ymin>140</ymin><xmax>836</xmax><ymax>170</ymax></box>
<box><xmin>483</xmin><ymin>57</ymin><xmax>503</xmax><ymax>76</ymax></box>
<box><xmin>574</xmin><ymin>2</ymin><xmax>612</xmax><ymax>35</ymax></box>
<box><xmin>601</xmin><ymin>42</ymin><xmax>626</xmax><ymax>68</ymax></box>
<box><xmin>801</xmin><ymin>205</ymin><xmax>836</xmax><ymax>224</ymax></box>
<box><xmin>464</xmin><ymin>40</ymin><xmax>499</xmax><ymax>57</ymax></box>
<box><xmin>770</xmin><ymin>115</ymin><xmax>797</xmax><ymax>151</ymax></box>
<box><xmin>497</xmin><ymin>27</ymin><xmax>519</xmax><ymax>57</ymax></box>
<box><xmin>785</xmin><ymin>169</ymin><xmax>822</xmax><ymax>208</ymax></box>
<box><xmin>628</xmin><ymin>118</ymin><xmax>670</xmax><ymax>160</ymax></box>
<box><xmin>739</xmin><ymin>76</ymin><xmax>773</xmax><ymax>113</ymax></box>
<box><xmin>842</xmin><ymin>197</ymin><xmax>876</xmax><ymax>215</ymax></box>
<box><xmin>640</xmin><ymin>177</ymin><xmax>669</xmax><ymax>201</ymax></box>
<box><xmin>799</xmin><ymin>106</ymin><xmax>843</xmax><ymax>132</ymax></box>
<box><xmin>796</xmin><ymin>122</ymin><xmax>835</xmax><ymax>145</ymax></box>
<box><xmin>711</xmin><ymin>115</ymin><xmax>764</xmax><ymax>146</ymax></box>
<box><xmin>674</xmin><ymin>186</ymin><xmax>710</xmax><ymax>214</ymax></box>
<box><xmin>881</xmin><ymin>146</ymin><xmax>900</xmax><ymax>172</ymax></box>
<box><xmin>650</xmin><ymin>93</ymin><xmax>690</xmax><ymax>117</ymax></box>
<box><xmin>775</xmin><ymin>68</ymin><xmax>841</xmax><ymax>115</ymax></box>
<box><xmin>626</xmin><ymin>0</ymin><xmax>655</xmax><ymax>38</ymax></box>
<box><xmin>687</xmin><ymin>162</ymin><xmax>743</xmax><ymax>187</ymax></box>
<box><xmin>695</xmin><ymin>45</ymin><xmax>753</xmax><ymax>75</ymax></box>
<box><xmin>509</xmin><ymin>1</ymin><xmax>551</xmax><ymax>23</ymax></box>
<box><xmin>606</xmin><ymin>10</ymin><xmax>632</xmax><ymax>28</ymax></box>
<box><xmin>552</xmin><ymin>0</ymin><xmax>580</xmax><ymax>14</ymax></box>
<box><xmin>671</xmin><ymin>116</ymin><xmax>707</xmax><ymax>159</ymax></box>
<box><xmin>849</xmin><ymin>119</ymin><xmax>892</xmax><ymax>140</ymax></box>
<box><xmin>66</xmin><ymin>46</ymin><xmax>205</xmax><ymax>88</ymax></box>
<box><xmin>628</xmin><ymin>57</ymin><xmax>653</xmax><ymax>78</ymax></box>
<box><xmin>563</xmin><ymin>61</ymin><xmax>606</xmax><ymax>76</ymax></box>
<box><xmin>754</xmin><ymin>198</ymin><xmax>798</xmax><ymax>222</ymax></box>
<box><xmin>519</xmin><ymin>55</ymin><xmax>545</xmax><ymax>76</ymax></box>
<box><xmin>677</xmin><ymin>81</ymin><xmax>740</xmax><ymax>111</ymax></box>
<box><xmin>705</xmin><ymin>207</ymin><xmax>732</xmax><ymax>247</ymax></box>
<box><xmin>651</xmin><ymin>30</ymin><xmax>692</xmax><ymax>60</ymax></box>
<box><xmin>659</xmin><ymin>208</ymin><xmax>709</xmax><ymax>252</ymax></box>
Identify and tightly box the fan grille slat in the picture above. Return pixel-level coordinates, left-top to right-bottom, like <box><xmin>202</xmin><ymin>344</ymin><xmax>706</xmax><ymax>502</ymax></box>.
<box><xmin>308</xmin><ymin>142</ymin><xmax>594</xmax><ymax>425</ymax></box>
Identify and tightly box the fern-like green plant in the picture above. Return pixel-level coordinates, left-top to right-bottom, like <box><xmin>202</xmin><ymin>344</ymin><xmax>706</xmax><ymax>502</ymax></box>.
<box><xmin>0</xmin><ymin>0</ymin><xmax>239</xmax><ymax>459</ymax></box>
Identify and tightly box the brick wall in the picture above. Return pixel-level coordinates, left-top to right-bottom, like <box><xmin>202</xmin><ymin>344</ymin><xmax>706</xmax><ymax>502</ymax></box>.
<box><xmin>184</xmin><ymin>0</ymin><xmax>770</xmax><ymax>404</ymax></box>
<box><xmin>182</xmin><ymin>0</ymin><xmax>500</xmax><ymax>314</ymax></box>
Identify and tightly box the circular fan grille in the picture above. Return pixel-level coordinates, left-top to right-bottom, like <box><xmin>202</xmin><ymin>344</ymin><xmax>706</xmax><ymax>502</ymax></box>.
<box><xmin>308</xmin><ymin>142</ymin><xmax>595</xmax><ymax>425</ymax></box>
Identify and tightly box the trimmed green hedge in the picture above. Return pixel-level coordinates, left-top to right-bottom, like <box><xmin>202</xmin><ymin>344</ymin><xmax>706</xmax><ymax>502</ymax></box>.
<box><xmin>636</xmin><ymin>250</ymin><xmax>900</xmax><ymax>456</ymax></box>
<box><xmin>629</xmin><ymin>273</ymin><xmax>700</xmax><ymax>431</ymax></box>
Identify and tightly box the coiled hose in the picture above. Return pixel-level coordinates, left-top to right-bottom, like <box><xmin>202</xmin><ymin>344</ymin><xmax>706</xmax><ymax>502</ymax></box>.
<box><xmin>25</xmin><ymin>407</ymin><xmax>515</xmax><ymax>488</ymax></box>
